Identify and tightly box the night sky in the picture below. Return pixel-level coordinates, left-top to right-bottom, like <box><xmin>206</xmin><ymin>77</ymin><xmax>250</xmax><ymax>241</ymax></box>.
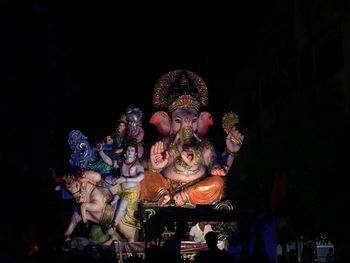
<box><xmin>1</xmin><ymin>1</ymin><xmax>349</xmax><ymax>255</ymax></box>
<box><xmin>1</xmin><ymin>3</ymin><xmax>259</xmax><ymax>208</ymax></box>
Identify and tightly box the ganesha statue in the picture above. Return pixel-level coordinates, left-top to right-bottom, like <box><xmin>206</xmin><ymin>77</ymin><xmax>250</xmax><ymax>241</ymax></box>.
<box><xmin>140</xmin><ymin>70</ymin><xmax>244</xmax><ymax>207</ymax></box>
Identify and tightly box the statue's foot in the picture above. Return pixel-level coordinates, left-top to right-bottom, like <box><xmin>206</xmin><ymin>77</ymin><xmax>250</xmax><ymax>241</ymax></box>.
<box><xmin>173</xmin><ymin>191</ymin><xmax>189</xmax><ymax>207</ymax></box>
<box><xmin>157</xmin><ymin>193</ymin><xmax>171</xmax><ymax>207</ymax></box>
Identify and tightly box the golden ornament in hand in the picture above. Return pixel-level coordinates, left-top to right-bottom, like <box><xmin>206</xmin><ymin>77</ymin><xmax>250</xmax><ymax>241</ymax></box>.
<box><xmin>222</xmin><ymin>112</ymin><xmax>239</xmax><ymax>134</ymax></box>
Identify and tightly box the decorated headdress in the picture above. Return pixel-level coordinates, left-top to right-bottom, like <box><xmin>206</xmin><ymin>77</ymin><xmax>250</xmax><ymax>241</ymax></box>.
<box><xmin>125</xmin><ymin>108</ymin><xmax>142</xmax><ymax>126</ymax></box>
<box><xmin>118</xmin><ymin>114</ymin><xmax>127</xmax><ymax>124</ymax></box>
<box><xmin>152</xmin><ymin>70</ymin><xmax>208</xmax><ymax>112</ymax></box>
<box><xmin>68</xmin><ymin>129</ymin><xmax>88</xmax><ymax>151</ymax></box>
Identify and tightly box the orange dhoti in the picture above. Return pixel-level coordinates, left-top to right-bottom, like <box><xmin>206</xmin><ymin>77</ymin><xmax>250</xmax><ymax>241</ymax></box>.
<box><xmin>139</xmin><ymin>171</ymin><xmax>224</xmax><ymax>205</ymax></box>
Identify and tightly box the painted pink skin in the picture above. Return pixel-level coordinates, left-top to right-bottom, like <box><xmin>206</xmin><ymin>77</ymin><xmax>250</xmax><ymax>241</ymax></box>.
<box><xmin>225</xmin><ymin>126</ymin><xmax>244</xmax><ymax>154</ymax></box>
<box><xmin>196</xmin><ymin>111</ymin><xmax>213</xmax><ymax>137</ymax></box>
<box><xmin>150</xmin><ymin>111</ymin><xmax>213</xmax><ymax>137</ymax></box>
<box><xmin>150</xmin><ymin>111</ymin><xmax>172</xmax><ymax>136</ymax></box>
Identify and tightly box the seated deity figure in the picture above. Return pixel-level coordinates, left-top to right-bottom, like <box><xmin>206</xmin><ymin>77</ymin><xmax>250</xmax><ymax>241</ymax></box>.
<box><xmin>140</xmin><ymin>70</ymin><xmax>244</xmax><ymax>207</ymax></box>
<box><xmin>97</xmin><ymin>140</ymin><xmax>144</xmax><ymax>233</ymax></box>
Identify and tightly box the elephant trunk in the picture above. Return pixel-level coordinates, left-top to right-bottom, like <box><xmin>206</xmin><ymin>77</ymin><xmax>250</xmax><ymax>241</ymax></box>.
<box><xmin>181</xmin><ymin>127</ymin><xmax>195</xmax><ymax>145</ymax></box>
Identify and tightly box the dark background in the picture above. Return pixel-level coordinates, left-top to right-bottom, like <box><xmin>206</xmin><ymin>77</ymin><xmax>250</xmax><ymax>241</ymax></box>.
<box><xmin>1</xmin><ymin>0</ymin><xmax>350</xmax><ymax>259</ymax></box>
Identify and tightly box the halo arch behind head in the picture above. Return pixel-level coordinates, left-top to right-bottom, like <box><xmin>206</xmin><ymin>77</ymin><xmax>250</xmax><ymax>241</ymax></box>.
<box><xmin>152</xmin><ymin>70</ymin><xmax>208</xmax><ymax>112</ymax></box>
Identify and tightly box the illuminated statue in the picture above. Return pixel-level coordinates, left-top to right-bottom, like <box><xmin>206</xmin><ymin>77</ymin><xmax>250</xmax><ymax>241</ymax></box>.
<box><xmin>55</xmin><ymin>170</ymin><xmax>139</xmax><ymax>243</ymax></box>
<box><xmin>57</xmin><ymin>69</ymin><xmax>243</xmax><ymax>246</ymax></box>
<box><xmin>98</xmin><ymin>140</ymin><xmax>144</xmax><ymax>233</ymax></box>
<box><xmin>140</xmin><ymin>70</ymin><xmax>244</xmax><ymax>207</ymax></box>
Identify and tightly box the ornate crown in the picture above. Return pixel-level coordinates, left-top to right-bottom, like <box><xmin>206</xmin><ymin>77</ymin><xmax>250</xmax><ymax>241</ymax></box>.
<box><xmin>168</xmin><ymin>94</ymin><xmax>201</xmax><ymax>112</ymax></box>
<box><xmin>152</xmin><ymin>70</ymin><xmax>208</xmax><ymax>112</ymax></box>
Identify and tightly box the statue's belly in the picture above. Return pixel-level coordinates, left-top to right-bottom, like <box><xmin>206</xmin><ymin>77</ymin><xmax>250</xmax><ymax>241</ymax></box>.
<box><xmin>163</xmin><ymin>166</ymin><xmax>206</xmax><ymax>181</ymax></box>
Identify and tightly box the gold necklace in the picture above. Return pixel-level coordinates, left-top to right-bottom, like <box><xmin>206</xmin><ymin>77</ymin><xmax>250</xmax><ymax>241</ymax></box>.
<box><xmin>173</xmin><ymin>143</ymin><xmax>202</xmax><ymax>169</ymax></box>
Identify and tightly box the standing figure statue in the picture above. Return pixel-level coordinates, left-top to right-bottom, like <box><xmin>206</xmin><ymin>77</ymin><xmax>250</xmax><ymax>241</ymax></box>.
<box><xmin>98</xmin><ymin>140</ymin><xmax>144</xmax><ymax>234</ymax></box>
<box><xmin>140</xmin><ymin>70</ymin><xmax>244</xmax><ymax>207</ymax></box>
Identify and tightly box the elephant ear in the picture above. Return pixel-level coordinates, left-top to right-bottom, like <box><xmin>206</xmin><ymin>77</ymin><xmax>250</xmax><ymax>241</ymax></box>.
<box><xmin>150</xmin><ymin>111</ymin><xmax>171</xmax><ymax>136</ymax></box>
<box><xmin>197</xmin><ymin>111</ymin><xmax>213</xmax><ymax>138</ymax></box>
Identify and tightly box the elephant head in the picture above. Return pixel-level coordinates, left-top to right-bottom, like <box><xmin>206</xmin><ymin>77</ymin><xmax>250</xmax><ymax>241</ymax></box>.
<box><xmin>150</xmin><ymin>108</ymin><xmax>213</xmax><ymax>143</ymax></box>
<box><xmin>150</xmin><ymin>70</ymin><xmax>212</xmax><ymax>143</ymax></box>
